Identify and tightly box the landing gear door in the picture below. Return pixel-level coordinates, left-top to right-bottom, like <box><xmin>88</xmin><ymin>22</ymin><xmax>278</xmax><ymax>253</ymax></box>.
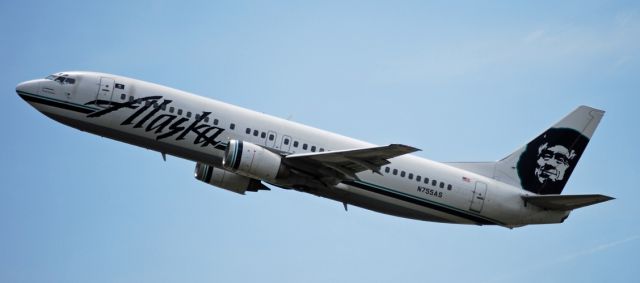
<box><xmin>96</xmin><ymin>77</ymin><xmax>115</xmax><ymax>107</ymax></box>
<box><xmin>470</xmin><ymin>182</ymin><xmax>488</xmax><ymax>213</ymax></box>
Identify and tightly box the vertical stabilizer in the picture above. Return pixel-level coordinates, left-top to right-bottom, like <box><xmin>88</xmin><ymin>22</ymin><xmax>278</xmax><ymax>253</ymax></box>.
<box><xmin>494</xmin><ymin>106</ymin><xmax>604</xmax><ymax>195</ymax></box>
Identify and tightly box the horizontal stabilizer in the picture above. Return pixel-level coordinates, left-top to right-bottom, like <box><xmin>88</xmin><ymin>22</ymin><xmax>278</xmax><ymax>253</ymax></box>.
<box><xmin>522</xmin><ymin>194</ymin><xmax>614</xmax><ymax>211</ymax></box>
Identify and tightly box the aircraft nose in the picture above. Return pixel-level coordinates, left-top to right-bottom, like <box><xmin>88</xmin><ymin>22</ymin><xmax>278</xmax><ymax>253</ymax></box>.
<box><xmin>16</xmin><ymin>80</ymin><xmax>40</xmax><ymax>97</ymax></box>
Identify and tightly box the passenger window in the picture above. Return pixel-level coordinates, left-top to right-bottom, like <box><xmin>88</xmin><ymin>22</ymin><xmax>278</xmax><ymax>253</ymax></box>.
<box><xmin>408</xmin><ymin>173</ymin><xmax>413</xmax><ymax>180</ymax></box>
<box><xmin>269</xmin><ymin>134</ymin><xmax>275</xmax><ymax>141</ymax></box>
<box><xmin>416</xmin><ymin>176</ymin><xmax>421</xmax><ymax>182</ymax></box>
<box><xmin>284</xmin><ymin>139</ymin><xmax>289</xmax><ymax>145</ymax></box>
<box><xmin>246</xmin><ymin>128</ymin><xmax>251</xmax><ymax>134</ymax></box>
<box><xmin>293</xmin><ymin>141</ymin><xmax>299</xmax><ymax>147</ymax></box>
<box><xmin>319</xmin><ymin>148</ymin><xmax>325</xmax><ymax>152</ymax></box>
<box><xmin>230</xmin><ymin>123</ymin><xmax>235</xmax><ymax>130</ymax></box>
<box><xmin>161</xmin><ymin>104</ymin><xmax>166</xmax><ymax>110</ymax></box>
<box><xmin>177</xmin><ymin>109</ymin><xmax>183</xmax><ymax>115</ymax></box>
<box><xmin>303</xmin><ymin>144</ymin><xmax>308</xmax><ymax>150</ymax></box>
<box><xmin>440</xmin><ymin>182</ymin><xmax>445</xmax><ymax>189</ymax></box>
<box><xmin>214</xmin><ymin>119</ymin><xmax>219</xmax><ymax>125</ymax></box>
<box><xmin>129</xmin><ymin>96</ymin><xmax>134</xmax><ymax>102</ymax></box>
<box><xmin>392</xmin><ymin>169</ymin><xmax>398</xmax><ymax>175</ymax></box>
<box><xmin>253</xmin><ymin>130</ymin><xmax>259</xmax><ymax>136</ymax></box>
<box><xmin>261</xmin><ymin>132</ymin><xmax>266</xmax><ymax>138</ymax></box>
<box><xmin>205</xmin><ymin>117</ymin><xmax>209</xmax><ymax>123</ymax></box>
<box><xmin>120</xmin><ymin>93</ymin><xmax>126</xmax><ymax>100</ymax></box>
<box><xmin>311</xmin><ymin>146</ymin><xmax>316</xmax><ymax>152</ymax></box>
<box><xmin>447</xmin><ymin>184</ymin><xmax>452</xmax><ymax>190</ymax></box>
<box><xmin>432</xmin><ymin>180</ymin><xmax>437</xmax><ymax>186</ymax></box>
<box><xmin>187</xmin><ymin>112</ymin><xmax>192</xmax><ymax>118</ymax></box>
<box><xmin>401</xmin><ymin>171</ymin><xmax>406</xmax><ymax>177</ymax></box>
<box><xmin>424</xmin><ymin>178</ymin><xmax>429</xmax><ymax>184</ymax></box>
<box><xmin>385</xmin><ymin>167</ymin><xmax>390</xmax><ymax>173</ymax></box>
<box><xmin>169</xmin><ymin>106</ymin><xmax>174</xmax><ymax>113</ymax></box>
<box><xmin>195</xmin><ymin>114</ymin><xmax>200</xmax><ymax>120</ymax></box>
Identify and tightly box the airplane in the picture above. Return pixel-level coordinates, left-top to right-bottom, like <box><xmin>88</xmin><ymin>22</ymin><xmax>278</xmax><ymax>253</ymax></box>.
<box><xmin>16</xmin><ymin>71</ymin><xmax>613</xmax><ymax>228</ymax></box>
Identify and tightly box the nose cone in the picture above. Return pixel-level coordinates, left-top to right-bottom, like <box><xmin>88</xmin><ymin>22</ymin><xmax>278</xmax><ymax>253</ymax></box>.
<box><xmin>16</xmin><ymin>80</ymin><xmax>40</xmax><ymax>97</ymax></box>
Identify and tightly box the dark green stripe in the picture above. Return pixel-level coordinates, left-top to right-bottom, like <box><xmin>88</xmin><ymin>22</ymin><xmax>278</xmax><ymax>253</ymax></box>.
<box><xmin>204</xmin><ymin>165</ymin><xmax>214</xmax><ymax>183</ymax></box>
<box><xmin>232</xmin><ymin>141</ymin><xmax>243</xmax><ymax>170</ymax></box>
<box><xmin>17</xmin><ymin>91</ymin><xmax>98</xmax><ymax>114</ymax></box>
<box><xmin>343</xmin><ymin>180</ymin><xmax>501</xmax><ymax>225</ymax></box>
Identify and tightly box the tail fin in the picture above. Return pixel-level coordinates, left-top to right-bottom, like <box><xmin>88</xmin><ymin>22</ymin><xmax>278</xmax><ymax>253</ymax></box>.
<box><xmin>494</xmin><ymin>106</ymin><xmax>605</xmax><ymax>194</ymax></box>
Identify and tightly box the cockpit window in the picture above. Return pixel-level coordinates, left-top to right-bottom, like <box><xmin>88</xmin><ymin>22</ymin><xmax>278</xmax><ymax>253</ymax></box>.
<box><xmin>45</xmin><ymin>74</ymin><xmax>76</xmax><ymax>84</ymax></box>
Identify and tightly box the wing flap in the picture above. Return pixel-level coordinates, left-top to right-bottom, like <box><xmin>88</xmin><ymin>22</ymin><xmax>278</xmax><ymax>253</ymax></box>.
<box><xmin>522</xmin><ymin>194</ymin><xmax>614</xmax><ymax>211</ymax></box>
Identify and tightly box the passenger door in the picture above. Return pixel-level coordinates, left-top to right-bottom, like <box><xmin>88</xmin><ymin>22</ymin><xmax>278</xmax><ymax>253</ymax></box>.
<box><xmin>96</xmin><ymin>77</ymin><xmax>115</xmax><ymax>107</ymax></box>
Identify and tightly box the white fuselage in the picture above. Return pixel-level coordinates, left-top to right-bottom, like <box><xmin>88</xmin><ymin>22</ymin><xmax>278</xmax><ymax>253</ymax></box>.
<box><xmin>16</xmin><ymin>72</ymin><xmax>570</xmax><ymax>228</ymax></box>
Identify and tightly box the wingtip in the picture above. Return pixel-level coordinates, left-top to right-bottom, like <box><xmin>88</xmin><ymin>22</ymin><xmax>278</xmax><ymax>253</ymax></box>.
<box><xmin>390</xmin><ymin>143</ymin><xmax>421</xmax><ymax>152</ymax></box>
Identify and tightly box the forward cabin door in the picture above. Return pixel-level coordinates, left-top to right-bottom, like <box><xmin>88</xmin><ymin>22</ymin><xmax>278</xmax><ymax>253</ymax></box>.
<box><xmin>470</xmin><ymin>182</ymin><xmax>488</xmax><ymax>213</ymax></box>
<box><xmin>96</xmin><ymin>77</ymin><xmax>115</xmax><ymax>107</ymax></box>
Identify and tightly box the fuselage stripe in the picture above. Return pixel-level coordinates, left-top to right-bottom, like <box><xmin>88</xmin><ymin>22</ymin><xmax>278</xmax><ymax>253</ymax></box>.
<box><xmin>17</xmin><ymin>91</ymin><xmax>98</xmax><ymax>114</ymax></box>
<box><xmin>343</xmin><ymin>180</ymin><xmax>502</xmax><ymax>225</ymax></box>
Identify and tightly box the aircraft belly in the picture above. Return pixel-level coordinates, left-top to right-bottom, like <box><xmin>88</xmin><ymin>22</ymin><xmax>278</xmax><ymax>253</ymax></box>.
<box><xmin>297</xmin><ymin>182</ymin><xmax>475</xmax><ymax>224</ymax></box>
<box><xmin>345</xmin><ymin>191</ymin><xmax>461</xmax><ymax>223</ymax></box>
<box><xmin>343</xmin><ymin>185</ymin><xmax>477</xmax><ymax>224</ymax></box>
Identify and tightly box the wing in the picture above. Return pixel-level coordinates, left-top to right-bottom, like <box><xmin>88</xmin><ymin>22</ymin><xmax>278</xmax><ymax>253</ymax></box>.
<box><xmin>285</xmin><ymin>144</ymin><xmax>420</xmax><ymax>180</ymax></box>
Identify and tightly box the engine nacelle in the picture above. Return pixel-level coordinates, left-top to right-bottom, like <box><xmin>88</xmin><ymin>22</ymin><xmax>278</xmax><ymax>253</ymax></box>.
<box><xmin>194</xmin><ymin>163</ymin><xmax>268</xmax><ymax>194</ymax></box>
<box><xmin>222</xmin><ymin>140</ymin><xmax>288</xmax><ymax>181</ymax></box>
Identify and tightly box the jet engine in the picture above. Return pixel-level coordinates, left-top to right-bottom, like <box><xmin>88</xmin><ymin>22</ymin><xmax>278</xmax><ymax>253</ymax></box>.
<box><xmin>222</xmin><ymin>140</ymin><xmax>289</xmax><ymax>181</ymax></box>
<box><xmin>194</xmin><ymin>162</ymin><xmax>268</xmax><ymax>194</ymax></box>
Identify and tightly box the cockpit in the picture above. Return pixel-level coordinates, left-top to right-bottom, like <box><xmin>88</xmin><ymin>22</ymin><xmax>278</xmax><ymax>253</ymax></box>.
<box><xmin>45</xmin><ymin>73</ymin><xmax>76</xmax><ymax>85</ymax></box>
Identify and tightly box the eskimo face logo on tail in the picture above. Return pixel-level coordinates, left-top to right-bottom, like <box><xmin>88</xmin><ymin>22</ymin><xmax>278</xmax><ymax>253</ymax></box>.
<box><xmin>85</xmin><ymin>96</ymin><xmax>227</xmax><ymax>150</ymax></box>
<box><xmin>516</xmin><ymin>128</ymin><xmax>589</xmax><ymax>195</ymax></box>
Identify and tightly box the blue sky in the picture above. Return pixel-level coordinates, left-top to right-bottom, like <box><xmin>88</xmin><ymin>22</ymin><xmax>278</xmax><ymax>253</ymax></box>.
<box><xmin>1</xmin><ymin>1</ymin><xmax>639</xmax><ymax>282</ymax></box>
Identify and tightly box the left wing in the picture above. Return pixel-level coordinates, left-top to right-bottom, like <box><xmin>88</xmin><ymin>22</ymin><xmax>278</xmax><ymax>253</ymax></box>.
<box><xmin>285</xmin><ymin>144</ymin><xmax>419</xmax><ymax>180</ymax></box>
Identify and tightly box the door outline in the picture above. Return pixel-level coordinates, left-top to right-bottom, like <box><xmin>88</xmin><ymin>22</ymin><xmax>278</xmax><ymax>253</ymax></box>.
<box><xmin>280</xmin><ymin>135</ymin><xmax>292</xmax><ymax>152</ymax></box>
<box><xmin>266</xmin><ymin>131</ymin><xmax>277</xmax><ymax>148</ymax></box>
<box><xmin>470</xmin><ymin>181</ymin><xmax>488</xmax><ymax>213</ymax></box>
<box><xmin>96</xmin><ymin>77</ymin><xmax>115</xmax><ymax>107</ymax></box>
